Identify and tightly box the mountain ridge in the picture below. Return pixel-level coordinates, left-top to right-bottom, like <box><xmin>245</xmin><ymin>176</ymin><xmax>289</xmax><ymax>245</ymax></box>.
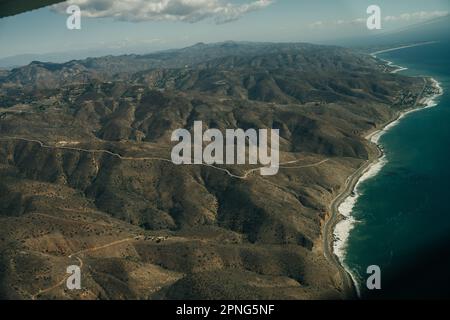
<box><xmin>0</xmin><ymin>41</ymin><xmax>429</xmax><ymax>299</ymax></box>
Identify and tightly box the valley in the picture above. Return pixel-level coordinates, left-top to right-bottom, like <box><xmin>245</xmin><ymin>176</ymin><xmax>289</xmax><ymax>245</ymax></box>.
<box><xmin>0</xmin><ymin>41</ymin><xmax>428</xmax><ymax>299</ymax></box>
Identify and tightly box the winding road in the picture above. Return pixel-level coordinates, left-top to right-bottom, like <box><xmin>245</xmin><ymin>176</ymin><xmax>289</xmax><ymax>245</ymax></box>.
<box><xmin>0</xmin><ymin>136</ymin><xmax>329</xmax><ymax>179</ymax></box>
<box><xmin>0</xmin><ymin>136</ymin><xmax>331</xmax><ymax>299</ymax></box>
<box><xmin>31</xmin><ymin>236</ymin><xmax>143</xmax><ymax>300</ymax></box>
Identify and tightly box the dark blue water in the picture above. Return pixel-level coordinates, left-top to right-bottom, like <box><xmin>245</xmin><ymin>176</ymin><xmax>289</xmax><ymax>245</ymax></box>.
<box><xmin>344</xmin><ymin>41</ymin><xmax>450</xmax><ymax>299</ymax></box>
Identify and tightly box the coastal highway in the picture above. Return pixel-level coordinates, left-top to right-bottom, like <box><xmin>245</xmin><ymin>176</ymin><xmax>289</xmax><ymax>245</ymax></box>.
<box><xmin>322</xmin><ymin>152</ymin><xmax>377</xmax><ymax>299</ymax></box>
<box><xmin>323</xmin><ymin>77</ymin><xmax>430</xmax><ymax>299</ymax></box>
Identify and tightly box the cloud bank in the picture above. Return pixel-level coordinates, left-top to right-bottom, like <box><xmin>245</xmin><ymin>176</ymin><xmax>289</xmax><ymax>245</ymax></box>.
<box><xmin>309</xmin><ymin>10</ymin><xmax>449</xmax><ymax>29</ymax></box>
<box><xmin>53</xmin><ymin>0</ymin><xmax>273</xmax><ymax>24</ymax></box>
<box><xmin>384</xmin><ymin>11</ymin><xmax>449</xmax><ymax>22</ymax></box>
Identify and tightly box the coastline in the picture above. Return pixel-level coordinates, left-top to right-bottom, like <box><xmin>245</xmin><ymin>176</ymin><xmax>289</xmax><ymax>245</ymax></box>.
<box><xmin>369</xmin><ymin>41</ymin><xmax>438</xmax><ymax>56</ymax></box>
<box><xmin>380</xmin><ymin>58</ymin><xmax>408</xmax><ymax>74</ymax></box>
<box><xmin>323</xmin><ymin>55</ymin><xmax>444</xmax><ymax>298</ymax></box>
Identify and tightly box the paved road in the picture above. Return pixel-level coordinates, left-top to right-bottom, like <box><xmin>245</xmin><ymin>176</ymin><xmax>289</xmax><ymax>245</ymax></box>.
<box><xmin>322</xmin><ymin>153</ymin><xmax>378</xmax><ymax>299</ymax></box>
<box><xmin>322</xmin><ymin>77</ymin><xmax>429</xmax><ymax>299</ymax></box>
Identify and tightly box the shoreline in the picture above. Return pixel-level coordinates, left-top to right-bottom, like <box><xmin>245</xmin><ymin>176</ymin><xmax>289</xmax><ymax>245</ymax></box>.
<box><xmin>369</xmin><ymin>41</ymin><xmax>438</xmax><ymax>56</ymax></box>
<box><xmin>380</xmin><ymin>58</ymin><xmax>408</xmax><ymax>74</ymax></box>
<box><xmin>323</xmin><ymin>56</ymin><xmax>444</xmax><ymax>299</ymax></box>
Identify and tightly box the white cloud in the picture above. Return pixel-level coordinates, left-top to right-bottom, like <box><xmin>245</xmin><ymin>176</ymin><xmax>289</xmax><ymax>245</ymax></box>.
<box><xmin>53</xmin><ymin>0</ymin><xmax>273</xmax><ymax>24</ymax></box>
<box><xmin>309</xmin><ymin>10</ymin><xmax>448</xmax><ymax>29</ymax></box>
<box><xmin>384</xmin><ymin>10</ymin><xmax>448</xmax><ymax>22</ymax></box>
<box><xmin>309</xmin><ymin>20</ymin><xmax>323</xmax><ymax>28</ymax></box>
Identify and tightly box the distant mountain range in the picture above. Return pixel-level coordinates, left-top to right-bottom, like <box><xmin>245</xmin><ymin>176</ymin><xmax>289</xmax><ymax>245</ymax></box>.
<box><xmin>1</xmin><ymin>14</ymin><xmax>448</xmax><ymax>69</ymax></box>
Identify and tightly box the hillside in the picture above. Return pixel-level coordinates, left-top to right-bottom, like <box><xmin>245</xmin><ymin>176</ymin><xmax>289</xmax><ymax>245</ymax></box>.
<box><xmin>0</xmin><ymin>42</ymin><xmax>426</xmax><ymax>299</ymax></box>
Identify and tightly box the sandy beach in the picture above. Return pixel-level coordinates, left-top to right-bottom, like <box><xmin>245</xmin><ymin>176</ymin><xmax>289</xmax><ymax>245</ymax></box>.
<box><xmin>323</xmin><ymin>61</ymin><xmax>444</xmax><ymax>298</ymax></box>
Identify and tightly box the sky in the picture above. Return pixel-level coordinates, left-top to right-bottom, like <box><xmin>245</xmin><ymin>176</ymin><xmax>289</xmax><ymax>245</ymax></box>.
<box><xmin>0</xmin><ymin>0</ymin><xmax>449</xmax><ymax>60</ymax></box>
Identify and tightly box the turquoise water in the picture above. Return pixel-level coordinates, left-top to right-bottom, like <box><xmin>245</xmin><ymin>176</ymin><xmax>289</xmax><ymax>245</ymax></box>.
<box><xmin>344</xmin><ymin>41</ymin><xmax>450</xmax><ymax>299</ymax></box>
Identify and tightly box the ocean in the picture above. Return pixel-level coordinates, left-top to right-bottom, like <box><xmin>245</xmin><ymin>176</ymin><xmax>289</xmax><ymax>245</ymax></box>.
<box><xmin>336</xmin><ymin>41</ymin><xmax>450</xmax><ymax>299</ymax></box>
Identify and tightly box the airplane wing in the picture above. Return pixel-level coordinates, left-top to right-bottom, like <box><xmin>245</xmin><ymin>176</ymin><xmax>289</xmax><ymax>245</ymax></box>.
<box><xmin>0</xmin><ymin>0</ymin><xmax>65</xmax><ymax>18</ymax></box>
